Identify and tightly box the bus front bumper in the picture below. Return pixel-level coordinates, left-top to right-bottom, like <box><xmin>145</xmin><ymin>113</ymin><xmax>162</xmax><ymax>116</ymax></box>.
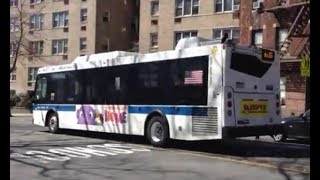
<box><xmin>222</xmin><ymin>125</ymin><xmax>284</xmax><ymax>138</ymax></box>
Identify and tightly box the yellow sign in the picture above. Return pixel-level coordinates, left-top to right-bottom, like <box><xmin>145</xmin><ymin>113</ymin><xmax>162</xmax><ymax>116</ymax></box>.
<box><xmin>300</xmin><ymin>53</ymin><xmax>310</xmax><ymax>77</ymax></box>
<box><xmin>211</xmin><ymin>46</ymin><xmax>217</xmax><ymax>54</ymax></box>
<box><xmin>240</xmin><ymin>100</ymin><xmax>268</xmax><ymax>117</ymax></box>
<box><xmin>261</xmin><ymin>49</ymin><xmax>275</xmax><ymax>61</ymax></box>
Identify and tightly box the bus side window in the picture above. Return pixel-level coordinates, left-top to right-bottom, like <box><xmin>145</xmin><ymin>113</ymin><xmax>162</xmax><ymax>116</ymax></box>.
<box><xmin>35</xmin><ymin>77</ymin><xmax>47</xmax><ymax>101</ymax></box>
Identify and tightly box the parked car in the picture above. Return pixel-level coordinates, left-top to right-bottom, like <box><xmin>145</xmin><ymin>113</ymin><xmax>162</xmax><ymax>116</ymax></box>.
<box><xmin>272</xmin><ymin>110</ymin><xmax>310</xmax><ymax>142</ymax></box>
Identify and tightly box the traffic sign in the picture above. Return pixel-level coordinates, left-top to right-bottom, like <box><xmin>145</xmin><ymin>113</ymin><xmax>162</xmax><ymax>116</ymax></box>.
<box><xmin>300</xmin><ymin>53</ymin><xmax>310</xmax><ymax>77</ymax></box>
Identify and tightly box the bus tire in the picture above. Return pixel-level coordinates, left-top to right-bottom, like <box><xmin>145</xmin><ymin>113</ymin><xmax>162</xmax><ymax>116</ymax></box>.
<box><xmin>147</xmin><ymin>116</ymin><xmax>169</xmax><ymax>147</ymax></box>
<box><xmin>47</xmin><ymin>112</ymin><xmax>60</xmax><ymax>134</ymax></box>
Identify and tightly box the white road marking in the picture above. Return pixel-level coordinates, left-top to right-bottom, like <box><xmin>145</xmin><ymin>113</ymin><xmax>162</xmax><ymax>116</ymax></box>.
<box><xmin>48</xmin><ymin>149</ymin><xmax>92</xmax><ymax>159</ymax></box>
<box><xmin>25</xmin><ymin>151</ymin><xmax>70</xmax><ymax>161</ymax></box>
<box><xmin>11</xmin><ymin>143</ymin><xmax>152</xmax><ymax>164</ymax></box>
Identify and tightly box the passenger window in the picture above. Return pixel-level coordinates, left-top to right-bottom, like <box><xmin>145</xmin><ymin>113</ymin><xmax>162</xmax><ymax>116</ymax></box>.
<box><xmin>35</xmin><ymin>77</ymin><xmax>47</xmax><ymax>101</ymax></box>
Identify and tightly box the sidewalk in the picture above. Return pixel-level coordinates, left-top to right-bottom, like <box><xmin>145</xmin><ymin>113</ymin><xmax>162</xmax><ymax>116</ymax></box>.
<box><xmin>11</xmin><ymin>113</ymin><xmax>33</xmax><ymax>117</ymax></box>
<box><xmin>11</xmin><ymin>107</ymin><xmax>32</xmax><ymax>117</ymax></box>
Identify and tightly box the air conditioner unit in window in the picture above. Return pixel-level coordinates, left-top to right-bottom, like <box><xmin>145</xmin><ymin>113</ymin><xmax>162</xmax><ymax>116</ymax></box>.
<box><xmin>62</xmin><ymin>55</ymin><xmax>68</xmax><ymax>60</ymax></box>
<box><xmin>174</xmin><ymin>18</ymin><xmax>182</xmax><ymax>23</ymax></box>
<box><xmin>253</xmin><ymin>2</ymin><xmax>260</xmax><ymax>9</ymax></box>
<box><xmin>233</xmin><ymin>5</ymin><xmax>240</xmax><ymax>11</ymax></box>
<box><xmin>63</xmin><ymin>27</ymin><xmax>69</xmax><ymax>32</ymax></box>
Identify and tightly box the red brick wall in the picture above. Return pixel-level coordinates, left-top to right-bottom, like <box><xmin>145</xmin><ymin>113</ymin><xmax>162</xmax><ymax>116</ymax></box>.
<box><xmin>281</xmin><ymin>62</ymin><xmax>306</xmax><ymax>117</ymax></box>
<box><xmin>281</xmin><ymin>62</ymin><xmax>305</xmax><ymax>92</ymax></box>
<box><xmin>282</xmin><ymin>92</ymin><xmax>305</xmax><ymax>117</ymax></box>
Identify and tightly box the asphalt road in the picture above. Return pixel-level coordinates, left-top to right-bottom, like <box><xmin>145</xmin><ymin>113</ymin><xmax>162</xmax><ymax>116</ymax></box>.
<box><xmin>10</xmin><ymin>116</ymin><xmax>310</xmax><ymax>180</ymax></box>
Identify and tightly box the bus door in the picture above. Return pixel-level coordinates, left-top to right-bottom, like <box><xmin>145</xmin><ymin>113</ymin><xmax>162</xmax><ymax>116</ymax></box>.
<box><xmin>208</xmin><ymin>47</ymin><xmax>223</xmax><ymax>135</ymax></box>
<box><xmin>208</xmin><ymin>53</ymin><xmax>223</xmax><ymax>108</ymax></box>
<box><xmin>33</xmin><ymin>76</ymin><xmax>48</xmax><ymax>126</ymax></box>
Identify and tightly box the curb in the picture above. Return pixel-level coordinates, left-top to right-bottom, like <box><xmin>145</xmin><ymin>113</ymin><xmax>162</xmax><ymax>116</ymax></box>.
<box><xmin>11</xmin><ymin>113</ymin><xmax>33</xmax><ymax>117</ymax></box>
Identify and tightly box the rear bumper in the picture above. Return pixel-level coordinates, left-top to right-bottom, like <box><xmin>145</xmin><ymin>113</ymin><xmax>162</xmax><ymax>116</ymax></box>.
<box><xmin>222</xmin><ymin>125</ymin><xmax>284</xmax><ymax>138</ymax></box>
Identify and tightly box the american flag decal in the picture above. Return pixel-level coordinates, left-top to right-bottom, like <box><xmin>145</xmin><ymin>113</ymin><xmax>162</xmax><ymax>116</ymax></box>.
<box><xmin>184</xmin><ymin>70</ymin><xmax>203</xmax><ymax>85</ymax></box>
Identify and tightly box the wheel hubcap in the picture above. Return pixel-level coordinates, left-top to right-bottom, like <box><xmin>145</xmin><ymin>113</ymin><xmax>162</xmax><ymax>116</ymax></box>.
<box><xmin>50</xmin><ymin>116</ymin><xmax>57</xmax><ymax>131</ymax></box>
<box><xmin>274</xmin><ymin>134</ymin><xmax>282</xmax><ymax>141</ymax></box>
<box><xmin>151</xmin><ymin>122</ymin><xmax>163</xmax><ymax>142</ymax></box>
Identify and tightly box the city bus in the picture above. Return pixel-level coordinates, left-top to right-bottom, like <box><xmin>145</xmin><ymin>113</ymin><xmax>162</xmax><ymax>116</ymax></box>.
<box><xmin>32</xmin><ymin>37</ymin><xmax>282</xmax><ymax>147</ymax></box>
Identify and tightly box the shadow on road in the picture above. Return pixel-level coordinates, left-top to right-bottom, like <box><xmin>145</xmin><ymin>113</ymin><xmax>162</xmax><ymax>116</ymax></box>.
<box><xmin>39</xmin><ymin>129</ymin><xmax>310</xmax><ymax>159</ymax></box>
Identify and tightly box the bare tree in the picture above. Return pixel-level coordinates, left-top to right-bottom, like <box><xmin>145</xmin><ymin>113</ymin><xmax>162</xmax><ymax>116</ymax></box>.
<box><xmin>10</xmin><ymin>0</ymin><xmax>46</xmax><ymax>116</ymax></box>
<box><xmin>10</xmin><ymin>0</ymin><xmax>46</xmax><ymax>73</ymax></box>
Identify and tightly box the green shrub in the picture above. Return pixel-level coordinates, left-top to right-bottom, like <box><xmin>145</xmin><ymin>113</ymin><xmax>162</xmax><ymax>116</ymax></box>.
<box><xmin>10</xmin><ymin>94</ymin><xmax>21</xmax><ymax>108</ymax></box>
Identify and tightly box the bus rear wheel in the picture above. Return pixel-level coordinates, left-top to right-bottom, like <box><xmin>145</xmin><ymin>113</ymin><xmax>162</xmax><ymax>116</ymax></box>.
<box><xmin>147</xmin><ymin>116</ymin><xmax>169</xmax><ymax>147</ymax></box>
<box><xmin>48</xmin><ymin>113</ymin><xmax>60</xmax><ymax>134</ymax></box>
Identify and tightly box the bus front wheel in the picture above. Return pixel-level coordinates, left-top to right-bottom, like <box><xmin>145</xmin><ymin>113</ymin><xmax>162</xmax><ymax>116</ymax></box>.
<box><xmin>147</xmin><ymin>116</ymin><xmax>169</xmax><ymax>147</ymax></box>
<box><xmin>47</xmin><ymin>113</ymin><xmax>60</xmax><ymax>134</ymax></box>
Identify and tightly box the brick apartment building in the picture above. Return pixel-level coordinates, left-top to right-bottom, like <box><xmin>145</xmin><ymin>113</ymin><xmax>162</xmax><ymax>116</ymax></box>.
<box><xmin>238</xmin><ymin>0</ymin><xmax>309</xmax><ymax>117</ymax></box>
<box><xmin>10</xmin><ymin>0</ymin><xmax>139</xmax><ymax>95</ymax></box>
<box><xmin>139</xmin><ymin>0</ymin><xmax>240</xmax><ymax>53</ymax></box>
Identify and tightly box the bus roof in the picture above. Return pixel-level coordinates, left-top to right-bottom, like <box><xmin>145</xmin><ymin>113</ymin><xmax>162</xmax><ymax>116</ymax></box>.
<box><xmin>37</xmin><ymin>37</ymin><xmax>277</xmax><ymax>75</ymax></box>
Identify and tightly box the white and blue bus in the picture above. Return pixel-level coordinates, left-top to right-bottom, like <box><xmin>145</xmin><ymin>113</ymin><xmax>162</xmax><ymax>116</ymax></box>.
<box><xmin>32</xmin><ymin>37</ymin><xmax>282</xmax><ymax>147</ymax></box>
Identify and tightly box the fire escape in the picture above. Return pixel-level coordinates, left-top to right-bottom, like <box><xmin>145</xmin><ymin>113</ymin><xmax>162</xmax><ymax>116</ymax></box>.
<box><xmin>264</xmin><ymin>0</ymin><xmax>310</xmax><ymax>110</ymax></box>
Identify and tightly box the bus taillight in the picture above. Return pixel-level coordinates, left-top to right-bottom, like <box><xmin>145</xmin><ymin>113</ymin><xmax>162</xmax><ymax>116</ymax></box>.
<box><xmin>227</xmin><ymin>101</ymin><xmax>232</xmax><ymax>107</ymax></box>
<box><xmin>276</xmin><ymin>93</ymin><xmax>280</xmax><ymax>115</ymax></box>
<box><xmin>226</xmin><ymin>91</ymin><xmax>233</xmax><ymax>116</ymax></box>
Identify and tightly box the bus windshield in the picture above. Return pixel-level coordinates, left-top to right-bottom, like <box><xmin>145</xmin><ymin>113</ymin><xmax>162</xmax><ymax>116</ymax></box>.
<box><xmin>230</xmin><ymin>52</ymin><xmax>272</xmax><ymax>78</ymax></box>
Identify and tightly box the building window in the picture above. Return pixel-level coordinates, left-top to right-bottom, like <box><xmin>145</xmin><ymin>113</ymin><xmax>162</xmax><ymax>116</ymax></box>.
<box><xmin>10</xmin><ymin>17</ymin><xmax>19</xmax><ymax>32</ymax></box>
<box><xmin>28</xmin><ymin>67</ymin><xmax>39</xmax><ymax>82</ymax></box>
<box><xmin>80</xmin><ymin>8</ymin><xmax>87</xmax><ymax>22</ymax></box>
<box><xmin>80</xmin><ymin>37</ymin><xmax>87</xmax><ymax>51</ymax></box>
<box><xmin>52</xmin><ymin>39</ymin><xmax>68</xmax><ymax>55</ymax></box>
<box><xmin>252</xmin><ymin>0</ymin><xmax>263</xmax><ymax>10</ymax></box>
<box><xmin>252</xmin><ymin>29</ymin><xmax>263</xmax><ymax>47</ymax></box>
<box><xmin>52</xmin><ymin>11</ymin><xmax>69</xmax><ymax>28</ymax></box>
<box><xmin>151</xmin><ymin>1</ymin><xmax>159</xmax><ymax>16</ymax></box>
<box><xmin>30</xmin><ymin>41</ymin><xmax>44</xmax><ymax>55</ymax></box>
<box><xmin>10</xmin><ymin>42</ymin><xmax>17</xmax><ymax>57</ymax></box>
<box><xmin>175</xmin><ymin>31</ymin><xmax>198</xmax><ymax>45</ymax></box>
<box><xmin>215</xmin><ymin>0</ymin><xmax>240</xmax><ymax>13</ymax></box>
<box><xmin>30</xmin><ymin>0</ymin><xmax>44</xmax><ymax>4</ymax></box>
<box><xmin>276</xmin><ymin>28</ymin><xmax>288</xmax><ymax>51</ymax></box>
<box><xmin>213</xmin><ymin>28</ymin><xmax>240</xmax><ymax>41</ymax></box>
<box><xmin>10</xmin><ymin>0</ymin><xmax>18</xmax><ymax>6</ymax></box>
<box><xmin>103</xmin><ymin>11</ymin><xmax>110</xmax><ymax>22</ymax></box>
<box><xmin>175</xmin><ymin>0</ymin><xmax>199</xmax><ymax>16</ymax></box>
<box><xmin>280</xmin><ymin>77</ymin><xmax>286</xmax><ymax>106</ymax></box>
<box><xmin>29</xmin><ymin>14</ymin><xmax>44</xmax><ymax>30</ymax></box>
<box><xmin>10</xmin><ymin>68</ymin><xmax>17</xmax><ymax>81</ymax></box>
<box><xmin>150</xmin><ymin>33</ymin><xmax>158</xmax><ymax>48</ymax></box>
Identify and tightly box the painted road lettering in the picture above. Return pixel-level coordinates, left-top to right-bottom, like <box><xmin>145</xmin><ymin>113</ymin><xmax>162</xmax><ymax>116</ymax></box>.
<box><xmin>11</xmin><ymin>153</ymin><xmax>49</xmax><ymax>164</ymax></box>
<box><xmin>26</xmin><ymin>151</ymin><xmax>70</xmax><ymax>161</ymax></box>
<box><xmin>48</xmin><ymin>149</ymin><xmax>92</xmax><ymax>159</ymax></box>
<box><xmin>102</xmin><ymin>143</ymin><xmax>151</xmax><ymax>152</ymax></box>
<box><xmin>11</xmin><ymin>143</ymin><xmax>152</xmax><ymax>164</ymax></box>
<box><xmin>63</xmin><ymin>147</ymin><xmax>117</xmax><ymax>156</ymax></box>
<box><xmin>87</xmin><ymin>144</ymin><xmax>133</xmax><ymax>154</ymax></box>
